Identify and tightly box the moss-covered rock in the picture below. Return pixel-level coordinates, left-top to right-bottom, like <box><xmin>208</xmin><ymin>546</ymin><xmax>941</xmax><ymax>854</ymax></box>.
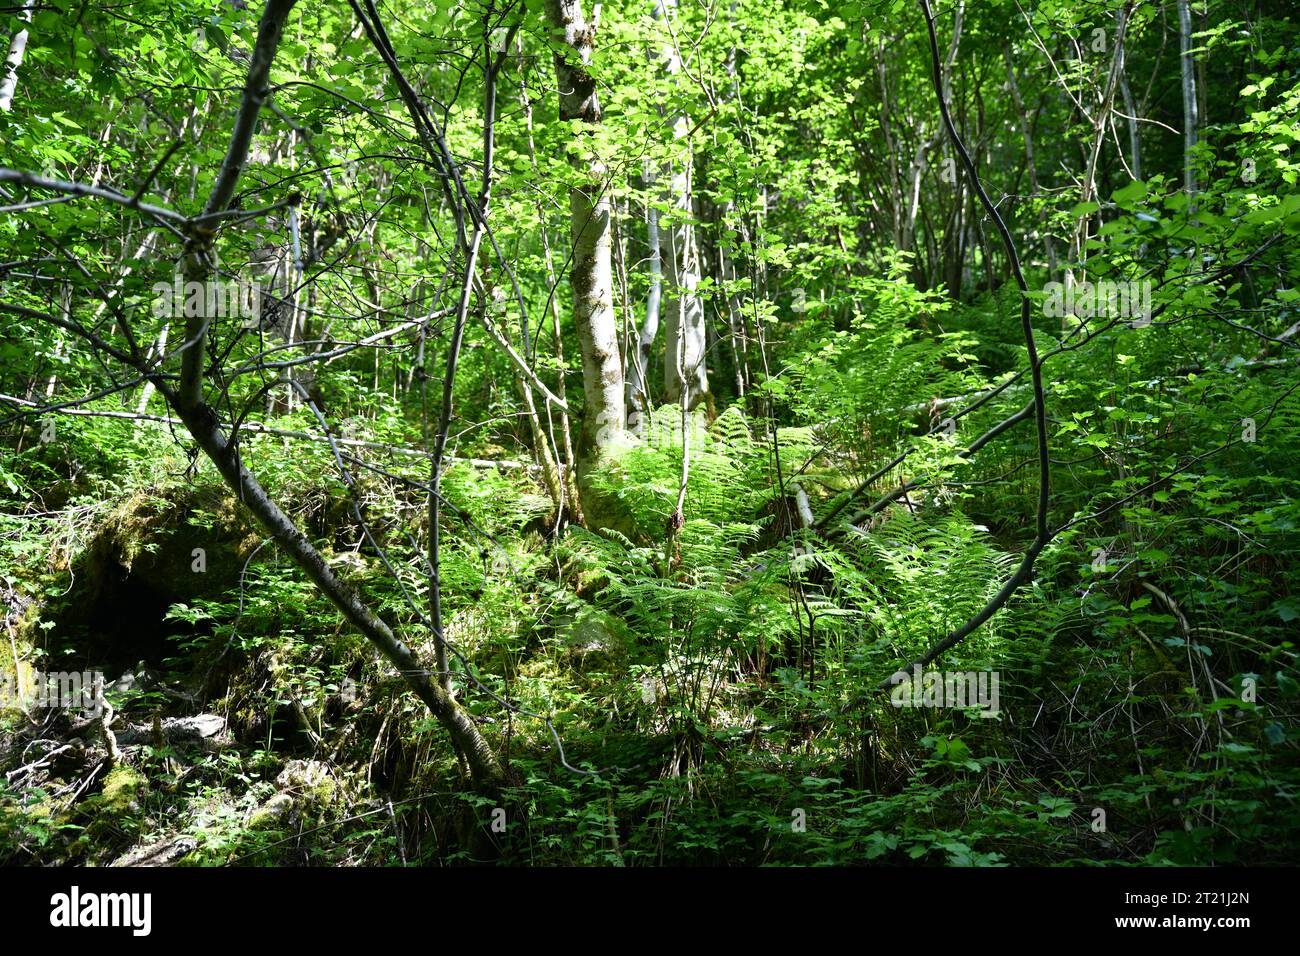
<box><xmin>100</xmin><ymin>764</ymin><xmax>147</xmax><ymax>814</ymax></box>
<box><xmin>276</xmin><ymin>759</ymin><xmax>337</xmax><ymax>806</ymax></box>
<box><xmin>248</xmin><ymin>793</ymin><xmax>295</xmax><ymax>830</ymax></box>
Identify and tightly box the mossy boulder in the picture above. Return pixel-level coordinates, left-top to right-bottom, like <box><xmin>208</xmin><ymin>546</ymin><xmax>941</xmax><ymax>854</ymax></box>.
<box><xmin>276</xmin><ymin>759</ymin><xmax>337</xmax><ymax>805</ymax></box>
<box><xmin>248</xmin><ymin>793</ymin><xmax>296</xmax><ymax>830</ymax></box>
<box><xmin>249</xmin><ymin>760</ymin><xmax>338</xmax><ymax>830</ymax></box>
<box><xmin>41</xmin><ymin>484</ymin><xmax>264</xmax><ymax>673</ymax></box>
<box><xmin>100</xmin><ymin>764</ymin><xmax>147</xmax><ymax>814</ymax></box>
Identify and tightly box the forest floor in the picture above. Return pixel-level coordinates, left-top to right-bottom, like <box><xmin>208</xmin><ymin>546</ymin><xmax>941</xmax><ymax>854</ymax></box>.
<box><xmin>3</xmin><ymin>408</ymin><xmax>1298</xmax><ymax>867</ymax></box>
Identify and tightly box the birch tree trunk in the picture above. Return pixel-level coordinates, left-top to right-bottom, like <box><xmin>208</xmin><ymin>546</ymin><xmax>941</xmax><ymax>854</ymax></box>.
<box><xmin>518</xmin><ymin>46</ymin><xmax>584</xmax><ymax>517</ymax></box>
<box><xmin>625</xmin><ymin>160</ymin><xmax>661</xmax><ymax>433</ymax></box>
<box><xmin>656</xmin><ymin>0</ymin><xmax>709</xmax><ymax>411</ymax></box>
<box><xmin>544</xmin><ymin>0</ymin><xmax>626</xmax><ymax>494</ymax></box>
<box><xmin>0</xmin><ymin>0</ymin><xmax>34</xmax><ymax>112</ymax></box>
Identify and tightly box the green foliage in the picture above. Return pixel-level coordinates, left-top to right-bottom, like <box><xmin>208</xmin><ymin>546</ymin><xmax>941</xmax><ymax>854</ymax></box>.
<box><xmin>2</xmin><ymin>0</ymin><xmax>1299</xmax><ymax>868</ymax></box>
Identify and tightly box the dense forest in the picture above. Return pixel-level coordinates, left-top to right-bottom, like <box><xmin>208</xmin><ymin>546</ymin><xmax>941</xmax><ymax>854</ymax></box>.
<box><xmin>0</xmin><ymin>0</ymin><xmax>1297</xmax><ymax>871</ymax></box>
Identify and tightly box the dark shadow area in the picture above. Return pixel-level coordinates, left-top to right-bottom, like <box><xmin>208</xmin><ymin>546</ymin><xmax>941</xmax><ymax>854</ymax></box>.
<box><xmin>45</xmin><ymin>556</ymin><xmax>195</xmax><ymax>676</ymax></box>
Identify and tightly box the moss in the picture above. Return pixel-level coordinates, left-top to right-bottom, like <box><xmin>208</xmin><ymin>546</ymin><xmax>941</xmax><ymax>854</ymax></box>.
<box><xmin>276</xmin><ymin>759</ymin><xmax>338</xmax><ymax>807</ymax></box>
<box><xmin>0</xmin><ymin>589</ymin><xmax>38</xmax><ymax>718</ymax></box>
<box><xmin>248</xmin><ymin>793</ymin><xmax>294</xmax><ymax>830</ymax></box>
<box><xmin>247</xmin><ymin>762</ymin><xmax>337</xmax><ymax>833</ymax></box>
<box><xmin>100</xmin><ymin>765</ymin><xmax>147</xmax><ymax>814</ymax></box>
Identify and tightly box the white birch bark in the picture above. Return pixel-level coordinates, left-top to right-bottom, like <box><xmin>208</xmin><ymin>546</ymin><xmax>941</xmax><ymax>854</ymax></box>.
<box><xmin>655</xmin><ymin>0</ymin><xmax>708</xmax><ymax>411</ymax></box>
<box><xmin>544</xmin><ymin>0</ymin><xmax>626</xmax><ymax>479</ymax></box>
<box><xmin>0</xmin><ymin>1</ymin><xmax>34</xmax><ymax>112</ymax></box>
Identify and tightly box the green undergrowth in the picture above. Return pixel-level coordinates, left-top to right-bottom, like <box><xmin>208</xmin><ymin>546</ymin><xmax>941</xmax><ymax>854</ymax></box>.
<box><xmin>3</xmin><ymin>349</ymin><xmax>1297</xmax><ymax>865</ymax></box>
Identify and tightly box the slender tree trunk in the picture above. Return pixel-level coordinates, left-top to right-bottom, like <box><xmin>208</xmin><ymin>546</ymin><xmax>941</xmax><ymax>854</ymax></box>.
<box><xmin>0</xmin><ymin>0</ymin><xmax>34</xmax><ymax>112</ymax></box>
<box><xmin>544</xmin><ymin>0</ymin><xmax>626</xmax><ymax>499</ymax></box>
<box><xmin>164</xmin><ymin>0</ymin><xmax>505</xmax><ymax>789</ymax></box>
<box><xmin>179</xmin><ymin>0</ymin><xmax>299</xmax><ymax>411</ymax></box>
<box><xmin>1005</xmin><ymin>43</ymin><xmax>1058</xmax><ymax>276</ymax></box>
<box><xmin>177</xmin><ymin>401</ymin><xmax>504</xmax><ymax>786</ymax></box>
<box><xmin>1070</xmin><ymin>2</ymin><xmax>1131</xmax><ymax>287</ymax></box>
<box><xmin>708</xmin><ymin>7</ymin><xmax>747</xmax><ymax>403</ymax></box>
<box><xmin>655</xmin><ymin>0</ymin><xmax>708</xmax><ymax>411</ymax></box>
<box><xmin>626</xmin><ymin>163</ymin><xmax>662</xmax><ymax>433</ymax></box>
<box><xmin>936</xmin><ymin>1</ymin><xmax>965</xmax><ymax>298</ymax></box>
<box><xmin>135</xmin><ymin>323</ymin><xmax>168</xmax><ymax>414</ymax></box>
<box><xmin>902</xmin><ymin>130</ymin><xmax>929</xmax><ymax>256</ymax></box>
<box><xmin>484</xmin><ymin>256</ymin><xmax>565</xmax><ymax>512</ymax></box>
<box><xmin>1116</xmin><ymin>6</ymin><xmax>1142</xmax><ymax>181</ymax></box>
<box><xmin>716</xmin><ymin>200</ymin><xmax>747</xmax><ymax>401</ymax></box>
<box><xmin>1177</xmin><ymin>0</ymin><xmax>1198</xmax><ymax>201</ymax></box>
<box><xmin>660</xmin><ymin>171</ymin><xmax>708</xmax><ymax>409</ymax></box>
<box><xmin>517</xmin><ymin>44</ymin><xmax>583</xmax><ymax>519</ymax></box>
